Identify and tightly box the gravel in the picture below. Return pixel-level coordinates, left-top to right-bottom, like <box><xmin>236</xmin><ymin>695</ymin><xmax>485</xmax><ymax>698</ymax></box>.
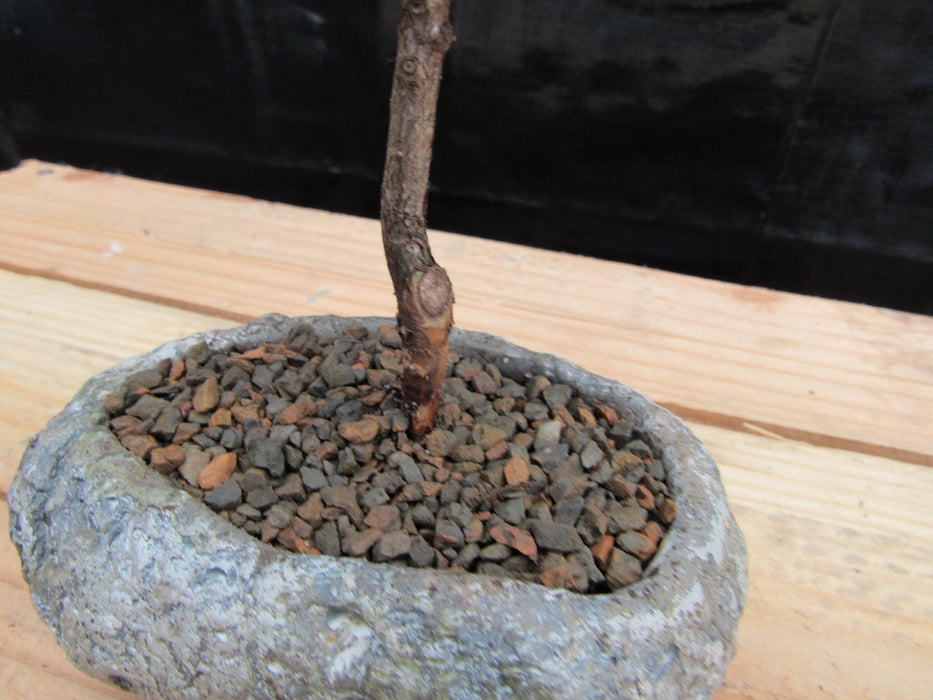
<box><xmin>105</xmin><ymin>323</ymin><xmax>677</xmax><ymax>594</ymax></box>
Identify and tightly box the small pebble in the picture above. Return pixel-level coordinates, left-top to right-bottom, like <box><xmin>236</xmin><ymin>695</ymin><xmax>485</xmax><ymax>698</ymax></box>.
<box><xmin>111</xmin><ymin>325</ymin><xmax>676</xmax><ymax>595</ymax></box>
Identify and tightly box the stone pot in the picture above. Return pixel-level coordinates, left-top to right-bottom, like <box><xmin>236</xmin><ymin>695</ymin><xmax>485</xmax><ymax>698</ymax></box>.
<box><xmin>9</xmin><ymin>314</ymin><xmax>747</xmax><ymax>699</ymax></box>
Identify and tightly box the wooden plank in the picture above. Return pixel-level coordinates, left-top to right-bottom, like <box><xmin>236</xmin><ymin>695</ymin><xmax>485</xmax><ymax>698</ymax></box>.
<box><xmin>1</xmin><ymin>270</ymin><xmax>931</xmax><ymax>698</ymax></box>
<box><xmin>0</xmin><ymin>270</ymin><xmax>234</xmax><ymax>495</ymax></box>
<box><xmin>695</xmin><ymin>424</ymin><xmax>933</xmax><ymax>700</ymax></box>
<box><xmin>0</xmin><ymin>660</ymin><xmax>130</xmax><ymax>700</ymax></box>
<box><xmin>2</xmin><ymin>508</ymin><xmax>132</xmax><ymax>698</ymax></box>
<box><xmin>1</xmin><ymin>161</ymin><xmax>931</xmax><ymax>464</ymax></box>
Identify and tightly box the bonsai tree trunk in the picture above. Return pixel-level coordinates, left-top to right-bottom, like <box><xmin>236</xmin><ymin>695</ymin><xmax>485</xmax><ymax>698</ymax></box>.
<box><xmin>381</xmin><ymin>0</ymin><xmax>456</xmax><ymax>436</ymax></box>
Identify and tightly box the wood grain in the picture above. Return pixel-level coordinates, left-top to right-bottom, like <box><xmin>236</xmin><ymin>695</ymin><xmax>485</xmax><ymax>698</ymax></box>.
<box><xmin>2</xmin><ymin>506</ymin><xmax>132</xmax><ymax>699</ymax></box>
<box><xmin>0</xmin><ymin>270</ymin><xmax>233</xmax><ymax>496</ymax></box>
<box><xmin>1</xmin><ymin>161</ymin><xmax>931</xmax><ymax>464</ymax></box>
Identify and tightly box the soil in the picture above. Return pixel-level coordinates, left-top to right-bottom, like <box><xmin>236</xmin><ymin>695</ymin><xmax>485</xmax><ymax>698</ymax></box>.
<box><xmin>106</xmin><ymin>322</ymin><xmax>677</xmax><ymax>594</ymax></box>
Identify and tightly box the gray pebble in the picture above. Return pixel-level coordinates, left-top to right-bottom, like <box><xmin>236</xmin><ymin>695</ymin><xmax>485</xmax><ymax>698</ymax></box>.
<box><xmin>533</xmin><ymin>443</ymin><xmax>570</xmax><ymax>472</ymax></box>
<box><xmin>372</xmin><ymin>530</ymin><xmax>412</xmax><ymax>562</ymax></box>
<box><xmin>523</xmin><ymin>401</ymin><xmax>550</xmax><ymax>422</ymax></box>
<box><xmin>126</xmin><ymin>395</ymin><xmax>170</xmax><ymax>421</ymax></box>
<box><xmin>246</xmin><ymin>486</ymin><xmax>278</xmax><ymax>510</ymax></box>
<box><xmin>204</xmin><ymin>480</ymin><xmax>242</xmax><ymax>511</ymax></box>
<box><xmin>580</xmin><ymin>441</ymin><xmax>604</xmax><ymax>470</ymax></box>
<box><xmin>320</xmin><ymin>364</ymin><xmax>361</xmax><ymax>388</ymax></box>
<box><xmin>554</xmin><ymin>495</ymin><xmax>585</xmax><ymax>525</ymax></box>
<box><xmin>313</xmin><ymin>521</ymin><xmax>341</xmax><ymax>556</ymax></box>
<box><xmin>178</xmin><ymin>447</ymin><xmax>210</xmax><ymax>487</ymax></box>
<box><xmin>527</xmin><ymin>519</ymin><xmax>586</xmax><ymax>553</ymax></box>
<box><xmin>494</xmin><ymin>497</ymin><xmax>526</xmax><ymax>526</ymax></box>
<box><xmin>542</xmin><ymin>383</ymin><xmax>572</xmax><ymax>408</ymax></box>
<box><xmin>479</xmin><ymin>543</ymin><xmax>512</xmax><ymax>562</ymax></box>
<box><xmin>626</xmin><ymin>439</ymin><xmax>653</xmax><ymax>459</ymax></box>
<box><xmin>409</xmin><ymin>536</ymin><xmax>435</xmax><ymax>568</ymax></box>
<box><xmin>236</xmin><ymin>503</ymin><xmax>262</xmax><ymax>521</ymax></box>
<box><xmin>446</xmin><ymin>502</ymin><xmax>473</xmax><ymax>529</ymax></box>
<box><xmin>452</xmin><ymin>542</ymin><xmax>481</xmax><ymax>568</ymax></box>
<box><xmin>607</xmin><ymin>504</ymin><xmax>648</xmax><ymax>534</ymax></box>
<box><xmin>372</xmin><ymin>469</ymin><xmax>406</xmax><ymax>495</ymax></box>
<box><xmin>299</xmin><ymin>467</ymin><xmax>328</xmax><ymax>491</ymax></box>
<box><xmin>410</xmin><ymin>503</ymin><xmax>436</xmax><ymax>529</ymax></box>
<box><xmin>248</xmin><ymin>438</ymin><xmax>286</xmax><ymax>478</ymax></box>
<box><xmin>220</xmin><ymin>427</ymin><xmax>241</xmax><ymax>450</ymax></box>
<box><xmin>360</xmin><ymin>487</ymin><xmax>390</xmax><ymax>509</ymax></box>
<box><xmin>265</xmin><ymin>503</ymin><xmax>294</xmax><ymax>529</ymax></box>
<box><xmin>439</xmin><ymin>480</ymin><xmax>461</xmax><ymax>505</ymax></box>
<box><xmin>434</xmin><ymin>520</ymin><xmax>465</xmax><ymax>549</ymax></box>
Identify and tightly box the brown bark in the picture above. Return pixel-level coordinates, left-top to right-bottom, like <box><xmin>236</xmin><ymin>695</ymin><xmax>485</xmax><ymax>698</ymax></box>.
<box><xmin>381</xmin><ymin>0</ymin><xmax>456</xmax><ymax>436</ymax></box>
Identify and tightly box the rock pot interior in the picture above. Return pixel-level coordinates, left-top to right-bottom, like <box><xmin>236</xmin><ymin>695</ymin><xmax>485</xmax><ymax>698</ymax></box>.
<box><xmin>9</xmin><ymin>314</ymin><xmax>747</xmax><ymax>699</ymax></box>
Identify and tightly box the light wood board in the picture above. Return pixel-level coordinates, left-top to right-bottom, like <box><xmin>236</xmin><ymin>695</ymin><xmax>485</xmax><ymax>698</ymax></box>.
<box><xmin>1</xmin><ymin>161</ymin><xmax>931</xmax><ymax>465</ymax></box>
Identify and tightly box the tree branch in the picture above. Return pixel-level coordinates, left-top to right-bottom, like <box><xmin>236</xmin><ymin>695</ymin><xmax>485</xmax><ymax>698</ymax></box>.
<box><xmin>381</xmin><ymin>0</ymin><xmax>456</xmax><ymax>435</ymax></box>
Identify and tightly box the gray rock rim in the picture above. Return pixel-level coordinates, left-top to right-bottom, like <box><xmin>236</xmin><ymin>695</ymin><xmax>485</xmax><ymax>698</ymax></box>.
<box><xmin>9</xmin><ymin>314</ymin><xmax>748</xmax><ymax>699</ymax></box>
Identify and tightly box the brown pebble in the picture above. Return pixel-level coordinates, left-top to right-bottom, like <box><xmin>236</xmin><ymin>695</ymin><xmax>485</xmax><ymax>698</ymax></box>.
<box><xmin>338</xmin><ymin>417</ymin><xmax>381</xmax><ymax>444</ymax></box>
<box><xmin>606</xmin><ymin>474</ymin><xmax>635</xmax><ymax>500</ymax></box>
<box><xmin>208</xmin><ymin>408</ymin><xmax>233</xmax><ymax>427</ymax></box>
<box><xmin>594</xmin><ymin>403</ymin><xmax>619</xmax><ymax>423</ymax></box>
<box><xmin>485</xmin><ymin>440</ymin><xmax>509</xmax><ymax>461</ymax></box>
<box><xmin>169</xmin><ymin>360</ymin><xmax>186</xmax><ymax>381</ymax></box>
<box><xmin>618</xmin><ymin>531</ymin><xmax>656</xmax><ymax>562</ymax></box>
<box><xmin>658</xmin><ymin>498</ymin><xmax>679</xmax><ymax>525</ymax></box>
<box><xmin>198</xmin><ymin>452</ymin><xmax>237</xmax><ymax>490</ymax></box>
<box><xmin>342</xmin><ymin>528</ymin><xmax>383</xmax><ymax>557</ymax></box>
<box><xmin>231</xmin><ymin>402</ymin><xmax>262</xmax><ymax>424</ymax></box>
<box><xmin>110</xmin><ymin>414</ymin><xmax>142</xmax><ymax>437</ymax></box>
<box><xmin>172</xmin><ymin>422</ymin><xmax>201</xmax><ymax>445</ymax></box>
<box><xmin>539</xmin><ymin>565</ymin><xmax>579</xmax><ymax>590</ymax></box>
<box><xmin>635</xmin><ymin>484</ymin><xmax>655</xmax><ymax>510</ymax></box>
<box><xmin>422</xmin><ymin>482</ymin><xmax>444</xmax><ymax>498</ymax></box>
<box><xmin>260</xmin><ymin>519</ymin><xmax>279</xmax><ymax>543</ymax></box>
<box><xmin>363</xmin><ymin>504</ymin><xmax>401</xmax><ymax>531</ymax></box>
<box><xmin>237</xmin><ymin>345</ymin><xmax>270</xmax><ymax>361</ymax></box>
<box><xmin>576</xmin><ymin>404</ymin><xmax>598</xmax><ymax>428</ymax></box>
<box><xmin>503</xmin><ymin>457</ymin><xmax>530</xmax><ymax>486</ymax></box>
<box><xmin>279</xmin><ymin>399</ymin><xmax>314</xmax><ymax>425</ymax></box>
<box><xmin>297</xmin><ymin>493</ymin><xmax>324</xmax><ymax>527</ymax></box>
<box><xmin>149</xmin><ymin>444</ymin><xmax>186</xmax><ymax>474</ymax></box>
<box><xmin>591</xmin><ymin>534</ymin><xmax>615</xmax><ymax>570</ymax></box>
<box><xmin>463</xmin><ymin>517</ymin><xmax>484</xmax><ymax>544</ymax></box>
<box><xmin>320</xmin><ymin>485</ymin><xmax>364</xmax><ymax>525</ymax></box>
<box><xmin>642</xmin><ymin>521</ymin><xmax>663</xmax><ymax>546</ymax></box>
<box><xmin>192</xmin><ymin>376</ymin><xmax>220</xmax><ymax>413</ymax></box>
<box><xmin>612</xmin><ymin>450</ymin><xmax>642</xmax><ymax>472</ymax></box>
<box><xmin>488</xmin><ymin>522</ymin><xmax>538</xmax><ymax>563</ymax></box>
<box><xmin>359</xmin><ymin>390</ymin><xmax>386</xmax><ymax>407</ymax></box>
<box><xmin>290</xmin><ymin>516</ymin><xmax>313</xmax><ymax>540</ymax></box>
<box><xmin>120</xmin><ymin>434</ymin><xmax>158</xmax><ymax>460</ymax></box>
<box><xmin>605</xmin><ymin>548</ymin><xmax>642</xmax><ymax>589</ymax></box>
<box><xmin>552</xmin><ymin>404</ymin><xmax>576</xmax><ymax>428</ymax></box>
<box><xmin>276</xmin><ymin>526</ymin><xmax>317</xmax><ymax>555</ymax></box>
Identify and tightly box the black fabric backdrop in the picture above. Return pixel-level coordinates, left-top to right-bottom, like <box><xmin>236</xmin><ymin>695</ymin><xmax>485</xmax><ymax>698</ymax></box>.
<box><xmin>2</xmin><ymin>0</ymin><xmax>931</xmax><ymax>313</ymax></box>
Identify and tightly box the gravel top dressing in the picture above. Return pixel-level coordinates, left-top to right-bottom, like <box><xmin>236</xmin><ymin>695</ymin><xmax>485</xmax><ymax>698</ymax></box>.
<box><xmin>107</xmin><ymin>322</ymin><xmax>678</xmax><ymax>594</ymax></box>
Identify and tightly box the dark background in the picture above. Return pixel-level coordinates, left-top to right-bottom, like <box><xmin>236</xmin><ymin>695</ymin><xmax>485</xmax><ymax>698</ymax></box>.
<box><xmin>1</xmin><ymin>0</ymin><xmax>931</xmax><ymax>314</ymax></box>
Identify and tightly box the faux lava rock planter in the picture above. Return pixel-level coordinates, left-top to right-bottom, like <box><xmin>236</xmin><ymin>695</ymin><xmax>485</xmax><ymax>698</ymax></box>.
<box><xmin>8</xmin><ymin>314</ymin><xmax>747</xmax><ymax>699</ymax></box>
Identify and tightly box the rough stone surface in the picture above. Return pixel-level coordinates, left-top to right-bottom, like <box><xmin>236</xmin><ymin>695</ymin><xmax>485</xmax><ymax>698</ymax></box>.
<box><xmin>8</xmin><ymin>314</ymin><xmax>747</xmax><ymax>700</ymax></box>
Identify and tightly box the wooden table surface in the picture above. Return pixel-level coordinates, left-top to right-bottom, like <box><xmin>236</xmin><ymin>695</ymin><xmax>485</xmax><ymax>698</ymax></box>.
<box><xmin>1</xmin><ymin>159</ymin><xmax>931</xmax><ymax>699</ymax></box>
